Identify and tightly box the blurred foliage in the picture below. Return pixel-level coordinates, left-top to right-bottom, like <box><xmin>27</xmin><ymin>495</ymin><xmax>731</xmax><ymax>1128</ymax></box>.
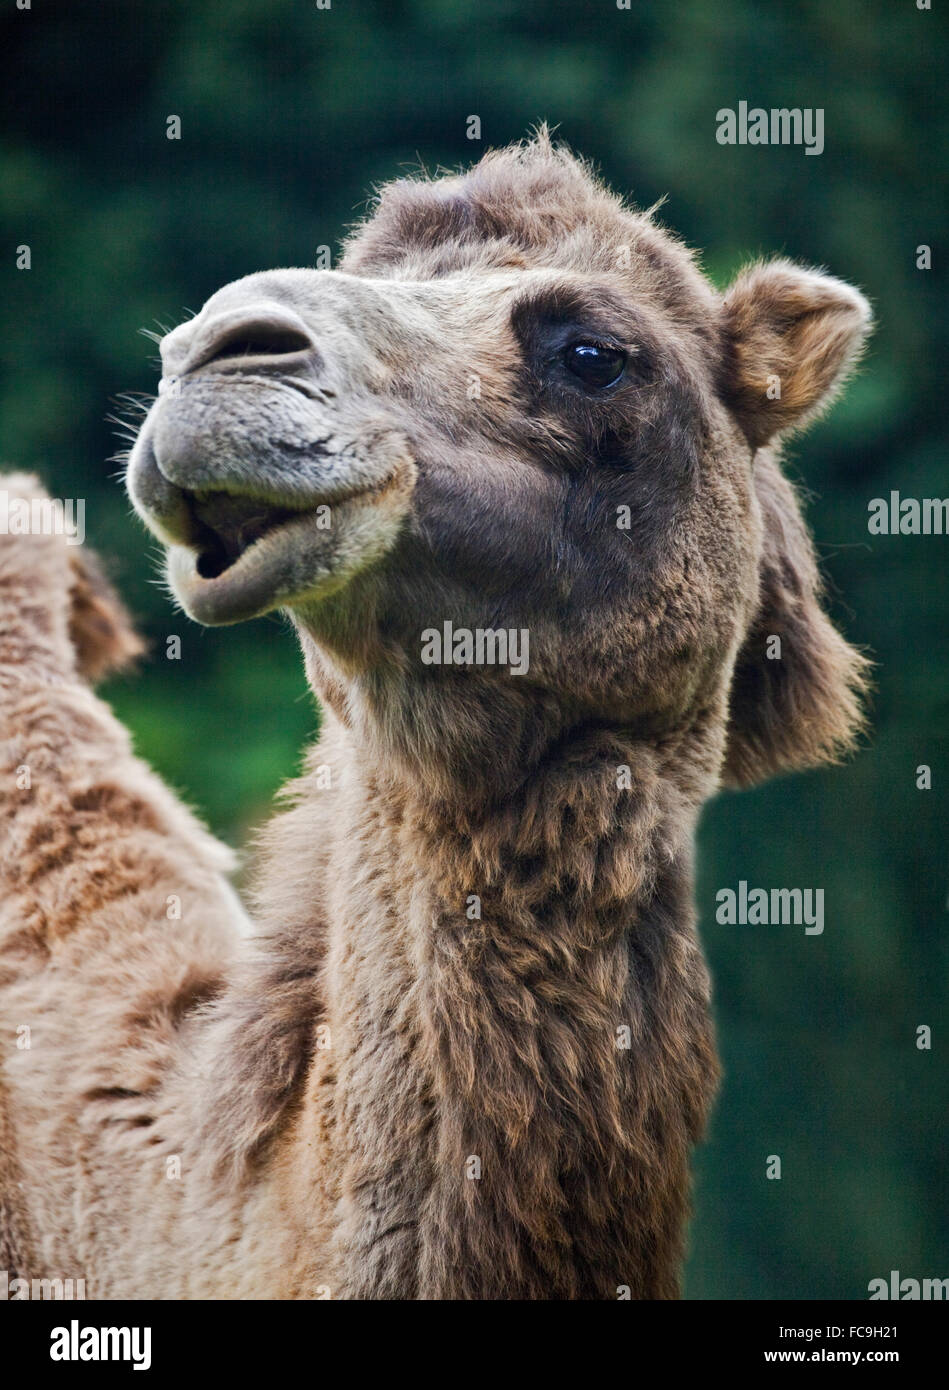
<box><xmin>1</xmin><ymin>0</ymin><xmax>946</xmax><ymax>1298</ymax></box>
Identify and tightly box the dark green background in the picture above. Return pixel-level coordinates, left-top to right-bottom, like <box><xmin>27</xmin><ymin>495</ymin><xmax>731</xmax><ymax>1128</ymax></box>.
<box><xmin>2</xmin><ymin>0</ymin><xmax>946</xmax><ymax>1298</ymax></box>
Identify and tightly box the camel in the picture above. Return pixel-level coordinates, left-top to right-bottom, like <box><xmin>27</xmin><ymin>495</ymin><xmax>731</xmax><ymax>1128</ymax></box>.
<box><xmin>0</xmin><ymin>134</ymin><xmax>871</xmax><ymax>1300</ymax></box>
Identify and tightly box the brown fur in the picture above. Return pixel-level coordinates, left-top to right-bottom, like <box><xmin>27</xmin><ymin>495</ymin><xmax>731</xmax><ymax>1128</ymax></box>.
<box><xmin>0</xmin><ymin>135</ymin><xmax>871</xmax><ymax>1298</ymax></box>
<box><xmin>67</xmin><ymin>548</ymin><xmax>145</xmax><ymax>683</ymax></box>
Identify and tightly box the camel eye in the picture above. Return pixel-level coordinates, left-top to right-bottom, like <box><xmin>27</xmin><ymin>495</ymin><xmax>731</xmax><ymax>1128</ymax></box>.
<box><xmin>564</xmin><ymin>342</ymin><xmax>626</xmax><ymax>389</ymax></box>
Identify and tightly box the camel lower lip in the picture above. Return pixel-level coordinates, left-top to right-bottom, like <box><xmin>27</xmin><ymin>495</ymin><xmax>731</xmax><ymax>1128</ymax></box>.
<box><xmin>166</xmin><ymin>471</ymin><xmax>412</xmax><ymax>625</ymax></box>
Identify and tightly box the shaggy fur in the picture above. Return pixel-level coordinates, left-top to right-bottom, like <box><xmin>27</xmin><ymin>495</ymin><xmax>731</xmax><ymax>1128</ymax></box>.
<box><xmin>0</xmin><ymin>135</ymin><xmax>871</xmax><ymax>1299</ymax></box>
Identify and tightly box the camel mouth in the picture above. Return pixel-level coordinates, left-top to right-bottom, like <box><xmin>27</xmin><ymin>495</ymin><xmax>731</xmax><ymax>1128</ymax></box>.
<box><xmin>125</xmin><ymin>387</ymin><xmax>419</xmax><ymax>624</ymax></box>
<box><xmin>165</xmin><ymin>465</ymin><xmax>416</xmax><ymax>625</ymax></box>
<box><xmin>189</xmin><ymin>492</ymin><xmax>310</xmax><ymax>580</ymax></box>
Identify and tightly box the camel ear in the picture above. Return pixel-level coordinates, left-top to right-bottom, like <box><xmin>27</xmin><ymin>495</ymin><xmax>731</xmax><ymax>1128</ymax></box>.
<box><xmin>68</xmin><ymin>549</ymin><xmax>144</xmax><ymax>683</ymax></box>
<box><xmin>720</xmin><ymin>260</ymin><xmax>872</xmax><ymax>447</ymax></box>
<box><xmin>721</xmin><ymin>454</ymin><xmax>870</xmax><ymax>788</ymax></box>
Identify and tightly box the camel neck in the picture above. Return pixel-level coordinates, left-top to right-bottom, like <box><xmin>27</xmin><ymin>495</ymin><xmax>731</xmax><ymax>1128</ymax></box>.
<box><xmin>308</xmin><ymin>724</ymin><xmax>718</xmax><ymax>1298</ymax></box>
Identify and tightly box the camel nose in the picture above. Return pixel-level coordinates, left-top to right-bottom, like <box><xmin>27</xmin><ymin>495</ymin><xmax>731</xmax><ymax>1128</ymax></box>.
<box><xmin>159</xmin><ymin>303</ymin><xmax>316</xmax><ymax>380</ymax></box>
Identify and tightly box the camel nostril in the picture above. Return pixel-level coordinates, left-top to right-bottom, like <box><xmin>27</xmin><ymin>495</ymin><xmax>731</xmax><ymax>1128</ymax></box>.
<box><xmin>203</xmin><ymin>321</ymin><xmax>314</xmax><ymax>366</ymax></box>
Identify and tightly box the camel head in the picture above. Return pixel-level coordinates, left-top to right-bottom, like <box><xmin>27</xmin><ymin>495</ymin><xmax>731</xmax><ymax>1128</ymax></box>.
<box><xmin>127</xmin><ymin>134</ymin><xmax>870</xmax><ymax>795</ymax></box>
